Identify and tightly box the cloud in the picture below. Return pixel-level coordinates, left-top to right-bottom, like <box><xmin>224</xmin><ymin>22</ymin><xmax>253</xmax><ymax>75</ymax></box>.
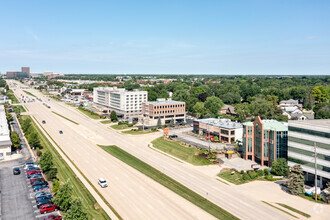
<box><xmin>305</xmin><ymin>36</ymin><xmax>318</xmax><ymax>40</ymax></box>
<box><xmin>24</xmin><ymin>26</ymin><xmax>39</xmax><ymax>41</ymax></box>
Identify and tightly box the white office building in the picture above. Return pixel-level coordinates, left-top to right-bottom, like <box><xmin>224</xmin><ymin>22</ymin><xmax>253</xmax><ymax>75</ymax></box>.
<box><xmin>288</xmin><ymin>120</ymin><xmax>330</xmax><ymax>188</ymax></box>
<box><xmin>0</xmin><ymin>105</ymin><xmax>12</xmax><ymax>160</ymax></box>
<box><xmin>93</xmin><ymin>87</ymin><xmax>148</xmax><ymax>121</ymax></box>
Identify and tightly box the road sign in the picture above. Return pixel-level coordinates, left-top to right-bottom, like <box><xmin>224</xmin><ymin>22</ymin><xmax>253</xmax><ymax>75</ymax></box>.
<box><xmin>164</xmin><ymin>127</ymin><xmax>169</xmax><ymax>135</ymax></box>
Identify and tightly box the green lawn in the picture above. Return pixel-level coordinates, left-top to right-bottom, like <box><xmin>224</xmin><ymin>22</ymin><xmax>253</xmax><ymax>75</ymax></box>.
<box><xmin>122</xmin><ymin>129</ymin><xmax>158</xmax><ymax>135</ymax></box>
<box><xmin>52</xmin><ymin>111</ymin><xmax>79</xmax><ymax>125</ymax></box>
<box><xmin>20</xmin><ymin>115</ymin><xmax>111</xmax><ymax>220</ymax></box>
<box><xmin>7</xmin><ymin>92</ymin><xmax>19</xmax><ymax>104</ymax></box>
<box><xmin>12</xmin><ymin>105</ymin><xmax>26</xmax><ymax>114</ymax></box>
<box><xmin>77</xmin><ymin>107</ymin><xmax>103</xmax><ymax>119</ymax></box>
<box><xmin>276</xmin><ymin>203</ymin><xmax>311</xmax><ymax>218</ymax></box>
<box><xmin>99</xmin><ymin>145</ymin><xmax>238</xmax><ymax>220</ymax></box>
<box><xmin>101</xmin><ymin>120</ymin><xmax>111</xmax><ymax>124</ymax></box>
<box><xmin>217</xmin><ymin>170</ymin><xmax>274</xmax><ymax>185</ymax></box>
<box><xmin>151</xmin><ymin>137</ymin><xmax>212</xmax><ymax>165</ymax></box>
<box><xmin>110</xmin><ymin>124</ymin><xmax>130</xmax><ymax>130</ymax></box>
<box><xmin>23</xmin><ymin>90</ymin><xmax>36</xmax><ymax>97</ymax></box>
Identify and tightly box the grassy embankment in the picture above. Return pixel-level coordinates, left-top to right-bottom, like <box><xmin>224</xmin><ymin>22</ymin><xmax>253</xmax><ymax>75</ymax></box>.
<box><xmin>20</xmin><ymin>115</ymin><xmax>112</xmax><ymax>220</ymax></box>
<box><xmin>101</xmin><ymin>120</ymin><xmax>111</xmax><ymax>124</ymax></box>
<box><xmin>122</xmin><ymin>129</ymin><xmax>158</xmax><ymax>135</ymax></box>
<box><xmin>151</xmin><ymin>137</ymin><xmax>212</xmax><ymax>165</ymax></box>
<box><xmin>276</xmin><ymin>203</ymin><xmax>311</xmax><ymax>218</ymax></box>
<box><xmin>218</xmin><ymin>169</ymin><xmax>280</xmax><ymax>185</ymax></box>
<box><xmin>111</xmin><ymin>124</ymin><xmax>130</xmax><ymax>130</ymax></box>
<box><xmin>7</xmin><ymin>90</ymin><xmax>19</xmax><ymax>104</ymax></box>
<box><xmin>23</xmin><ymin>90</ymin><xmax>36</xmax><ymax>97</ymax></box>
<box><xmin>51</xmin><ymin>111</ymin><xmax>79</xmax><ymax>125</ymax></box>
<box><xmin>99</xmin><ymin>145</ymin><xmax>238</xmax><ymax>220</ymax></box>
<box><xmin>77</xmin><ymin>107</ymin><xmax>105</xmax><ymax>119</ymax></box>
<box><xmin>12</xmin><ymin>105</ymin><xmax>26</xmax><ymax>114</ymax></box>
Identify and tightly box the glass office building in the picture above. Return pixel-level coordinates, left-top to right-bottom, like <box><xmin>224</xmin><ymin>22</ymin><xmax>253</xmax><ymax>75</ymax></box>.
<box><xmin>242</xmin><ymin>116</ymin><xmax>288</xmax><ymax>166</ymax></box>
<box><xmin>288</xmin><ymin>120</ymin><xmax>330</xmax><ymax>188</ymax></box>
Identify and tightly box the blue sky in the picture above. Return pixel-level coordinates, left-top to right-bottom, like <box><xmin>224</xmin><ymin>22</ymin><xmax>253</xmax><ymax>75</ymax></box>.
<box><xmin>0</xmin><ymin>0</ymin><xmax>329</xmax><ymax>75</ymax></box>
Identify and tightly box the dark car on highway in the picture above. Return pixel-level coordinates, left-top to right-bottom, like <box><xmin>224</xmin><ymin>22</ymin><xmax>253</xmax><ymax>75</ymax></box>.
<box><xmin>59</xmin><ymin>130</ymin><xmax>63</xmax><ymax>134</ymax></box>
<box><xmin>13</xmin><ymin>167</ymin><xmax>21</xmax><ymax>175</ymax></box>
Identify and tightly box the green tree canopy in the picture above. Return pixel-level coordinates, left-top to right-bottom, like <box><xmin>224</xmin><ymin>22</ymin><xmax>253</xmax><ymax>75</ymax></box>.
<box><xmin>204</xmin><ymin>96</ymin><xmax>224</xmax><ymax>117</ymax></box>
<box><xmin>313</xmin><ymin>103</ymin><xmax>330</xmax><ymax>119</ymax></box>
<box><xmin>110</xmin><ymin>111</ymin><xmax>118</xmax><ymax>122</ymax></box>
<box><xmin>39</xmin><ymin>151</ymin><xmax>54</xmax><ymax>173</ymax></box>
<box><xmin>287</xmin><ymin>165</ymin><xmax>305</xmax><ymax>195</ymax></box>
<box><xmin>53</xmin><ymin>181</ymin><xmax>73</xmax><ymax>211</ymax></box>
<box><xmin>63</xmin><ymin>199</ymin><xmax>87</xmax><ymax>220</ymax></box>
<box><xmin>193</xmin><ymin>102</ymin><xmax>205</xmax><ymax>118</ymax></box>
<box><xmin>10</xmin><ymin>131</ymin><xmax>20</xmax><ymax>149</ymax></box>
<box><xmin>271</xmin><ymin>158</ymin><xmax>290</xmax><ymax>176</ymax></box>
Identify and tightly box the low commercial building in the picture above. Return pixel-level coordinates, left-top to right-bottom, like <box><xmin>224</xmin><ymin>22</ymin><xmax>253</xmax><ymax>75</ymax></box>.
<box><xmin>0</xmin><ymin>105</ymin><xmax>12</xmax><ymax>160</ymax></box>
<box><xmin>141</xmin><ymin>98</ymin><xmax>185</xmax><ymax>126</ymax></box>
<box><xmin>288</xmin><ymin>120</ymin><xmax>330</xmax><ymax>188</ymax></box>
<box><xmin>242</xmin><ymin>116</ymin><xmax>288</xmax><ymax>166</ymax></box>
<box><xmin>93</xmin><ymin>87</ymin><xmax>148</xmax><ymax>121</ymax></box>
<box><xmin>193</xmin><ymin>118</ymin><xmax>242</xmax><ymax>144</ymax></box>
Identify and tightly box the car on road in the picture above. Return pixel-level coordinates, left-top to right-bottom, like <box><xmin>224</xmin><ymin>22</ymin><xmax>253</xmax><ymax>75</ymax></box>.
<box><xmin>59</xmin><ymin>130</ymin><xmax>63</xmax><ymax>134</ymax></box>
<box><xmin>98</xmin><ymin>178</ymin><xmax>108</xmax><ymax>188</ymax></box>
<box><xmin>169</xmin><ymin>134</ymin><xmax>178</xmax><ymax>138</ymax></box>
<box><xmin>40</xmin><ymin>204</ymin><xmax>58</xmax><ymax>214</ymax></box>
<box><xmin>13</xmin><ymin>167</ymin><xmax>21</xmax><ymax>175</ymax></box>
<box><xmin>34</xmin><ymin>185</ymin><xmax>49</xmax><ymax>192</ymax></box>
<box><xmin>42</xmin><ymin>120</ymin><xmax>46</xmax><ymax>124</ymax></box>
<box><xmin>37</xmin><ymin>199</ymin><xmax>53</xmax><ymax>208</ymax></box>
<box><xmin>43</xmin><ymin>214</ymin><xmax>62</xmax><ymax>220</ymax></box>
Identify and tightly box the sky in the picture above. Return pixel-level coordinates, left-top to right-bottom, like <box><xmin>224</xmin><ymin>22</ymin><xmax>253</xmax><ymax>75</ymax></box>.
<box><xmin>0</xmin><ymin>0</ymin><xmax>329</xmax><ymax>75</ymax></box>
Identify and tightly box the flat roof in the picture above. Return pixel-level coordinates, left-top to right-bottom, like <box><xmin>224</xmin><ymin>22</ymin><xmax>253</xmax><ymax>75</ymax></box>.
<box><xmin>243</xmin><ymin>119</ymin><xmax>288</xmax><ymax>131</ymax></box>
<box><xmin>289</xmin><ymin>119</ymin><xmax>330</xmax><ymax>133</ymax></box>
<box><xmin>149</xmin><ymin>100</ymin><xmax>185</xmax><ymax>105</ymax></box>
<box><xmin>197</xmin><ymin>118</ymin><xmax>242</xmax><ymax>129</ymax></box>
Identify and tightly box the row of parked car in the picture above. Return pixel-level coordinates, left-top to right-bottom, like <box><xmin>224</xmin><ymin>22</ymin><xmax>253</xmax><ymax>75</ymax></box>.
<box><xmin>23</xmin><ymin>161</ymin><xmax>62</xmax><ymax>219</ymax></box>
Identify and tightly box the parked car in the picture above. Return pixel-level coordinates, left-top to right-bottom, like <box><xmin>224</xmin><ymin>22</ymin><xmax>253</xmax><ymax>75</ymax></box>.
<box><xmin>59</xmin><ymin>130</ymin><xmax>63</xmax><ymax>134</ymax></box>
<box><xmin>37</xmin><ymin>199</ymin><xmax>53</xmax><ymax>208</ymax></box>
<box><xmin>43</xmin><ymin>214</ymin><xmax>62</xmax><ymax>220</ymax></box>
<box><xmin>27</xmin><ymin>170</ymin><xmax>42</xmax><ymax>178</ymax></box>
<box><xmin>98</xmin><ymin>178</ymin><xmax>108</xmax><ymax>188</ymax></box>
<box><xmin>32</xmin><ymin>180</ymin><xmax>48</xmax><ymax>187</ymax></box>
<box><xmin>28</xmin><ymin>173</ymin><xmax>43</xmax><ymax>179</ymax></box>
<box><xmin>34</xmin><ymin>185</ymin><xmax>49</xmax><ymax>192</ymax></box>
<box><xmin>24</xmin><ymin>161</ymin><xmax>35</xmax><ymax>169</ymax></box>
<box><xmin>30</xmin><ymin>178</ymin><xmax>45</xmax><ymax>184</ymax></box>
<box><xmin>169</xmin><ymin>134</ymin><xmax>178</xmax><ymax>138</ymax></box>
<box><xmin>36</xmin><ymin>195</ymin><xmax>52</xmax><ymax>201</ymax></box>
<box><xmin>35</xmin><ymin>191</ymin><xmax>52</xmax><ymax>199</ymax></box>
<box><xmin>27</xmin><ymin>166</ymin><xmax>40</xmax><ymax>172</ymax></box>
<box><xmin>40</xmin><ymin>204</ymin><xmax>57</xmax><ymax>214</ymax></box>
<box><xmin>13</xmin><ymin>167</ymin><xmax>21</xmax><ymax>175</ymax></box>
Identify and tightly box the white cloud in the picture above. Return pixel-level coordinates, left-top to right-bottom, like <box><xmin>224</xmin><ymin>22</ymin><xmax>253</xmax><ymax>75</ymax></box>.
<box><xmin>305</xmin><ymin>36</ymin><xmax>318</xmax><ymax>40</ymax></box>
<box><xmin>24</xmin><ymin>26</ymin><xmax>39</xmax><ymax>41</ymax></box>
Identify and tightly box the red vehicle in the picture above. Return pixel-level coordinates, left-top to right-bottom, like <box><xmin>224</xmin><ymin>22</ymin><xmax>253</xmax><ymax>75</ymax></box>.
<box><xmin>30</xmin><ymin>178</ymin><xmax>45</xmax><ymax>184</ymax></box>
<box><xmin>43</xmin><ymin>215</ymin><xmax>62</xmax><ymax>220</ymax></box>
<box><xmin>40</xmin><ymin>204</ymin><xmax>58</xmax><ymax>214</ymax></box>
<box><xmin>27</xmin><ymin>170</ymin><xmax>42</xmax><ymax>176</ymax></box>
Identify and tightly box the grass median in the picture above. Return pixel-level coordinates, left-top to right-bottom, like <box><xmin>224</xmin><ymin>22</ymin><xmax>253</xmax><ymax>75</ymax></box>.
<box><xmin>77</xmin><ymin>107</ymin><xmax>104</xmax><ymax>119</ymax></box>
<box><xmin>99</xmin><ymin>145</ymin><xmax>238</xmax><ymax>220</ymax></box>
<box><xmin>20</xmin><ymin>115</ymin><xmax>110</xmax><ymax>220</ymax></box>
<box><xmin>276</xmin><ymin>203</ymin><xmax>310</xmax><ymax>218</ymax></box>
<box><xmin>23</xmin><ymin>90</ymin><xmax>36</xmax><ymax>97</ymax></box>
<box><xmin>52</xmin><ymin>111</ymin><xmax>79</xmax><ymax>125</ymax></box>
<box><xmin>122</xmin><ymin>129</ymin><xmax>158</xmax><ymax>135</ymax></box>
<box><xmin>262</xmin><ymin>201</ymin><xmax>298</xmax><ymax>219</ymax></box>
<box><xmin>152</xmin><ymin>137</ymin><xmax>212</xmax><ymax>165</ymax></box>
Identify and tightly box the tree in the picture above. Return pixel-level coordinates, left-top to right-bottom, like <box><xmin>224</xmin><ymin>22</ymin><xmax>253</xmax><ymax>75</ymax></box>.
<box><xmin>304</xmin><ymin>92</ymin><xmax>314</xmax><ymax>110</ymax></box>
<box><xmin>312</xmin><ymin>86</ymin><xmax>330</xmax><ymax>103</ymax></box>
<box><xmin>193</xmin><ymin>102</ymin><xmax>205</xmax><ymax>118</ymax></box>
<box><xmin>110</xmin><ymin>111</ymin><xmax>118</xmax><ymax>122</ymax></box>
<box><xmin>63</xmin><ymin>199</ymin><xmax>87</xmax><ymax>220</ymax></box>
<box><xmin>276</xmin><ymin>114</ymin><xmax>288</xmax><ymax>122</ymax></box>
<box><xmin>28</xmin><ymin>131</ymin><xmax>40</xmax><ymax>149</ymax></box>
<box><xmin>204</xmin><ymin>96</ymin><xmax>224</xmax><ymax>117</ymax></box>
<box><xmin>287</xmin><ymin>165</ymin><xmax>305</xmax><ymax>195</ymax></box>
<box><xmin>271</xmin><ymin>158</ymin><xmax>290</xmax><ymax>176</ymax></box>
<box><xmin>52</xmin><ymin>179</ymin><xmax>61</xmax><ymax>194</ymax></box>
<box><xmin>10</xmin><ymin>131</ymin><xmax>20</xmax><ymax>149</ymax></box>
<box><xmin>53</xmin><ymin>181</ymin><xmax>73</xmax><ymax>211</ymax></box>
<box><xmin>157</xmin><ymin>117</ymin><xmax>162</xmax><ymax>129</ymax></box>
<box><xmin>6</xmin><ymin>111</ymin><xmax>13</xmax><ymax>122</ymax></box>
<box><xmin>39</xmin><ymin>151</ymin><xmax>54</xmax><ymax>173</ymax></box>
<box><xmin>169</xmin><ymin>118</ymin><xmax>174</xmax><ymax>127</ymax></box>
<box><xmin>313</xmin><ymin>103</ymin><xmax>330</xmax><ymax>119</ymax></box>
<box><xmin>46</xmin><ymin>168</ymin><xmax>58</xmax><ymax>180</ymax></box>
<box><xmin>21</xmin><ymin>117</ymin><xmax>32</xmax><ymax>133</ymax></box>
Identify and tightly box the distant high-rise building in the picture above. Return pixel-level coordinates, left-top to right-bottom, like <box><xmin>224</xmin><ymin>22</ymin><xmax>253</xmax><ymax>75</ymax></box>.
<box><xmin>242</xmin><ymin>116</ymin><xmax>288</xmax><ymax>166</ymax></box>
<box><xmin>21</xmin><ymin>67</ymin><xmax>30</xmax><ymax>77</ymax></box>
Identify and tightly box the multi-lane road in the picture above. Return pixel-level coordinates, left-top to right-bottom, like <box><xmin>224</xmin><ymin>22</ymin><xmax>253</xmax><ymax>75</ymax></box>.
<box><xmin>8</xmin><ymin>80</ymin><xmax>330</xmax><ymax>220</ymax></box>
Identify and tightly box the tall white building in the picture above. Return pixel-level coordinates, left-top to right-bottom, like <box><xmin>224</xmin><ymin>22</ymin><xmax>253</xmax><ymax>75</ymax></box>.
<box><xmin>0</xmin><ymin>105</ymin><xmax>12</xmax><ymax>160</ymax></box>
<box><xmin>93</xmin><ymin>87</ymin><xmax>148</xmax><ymax>121</ymax></box>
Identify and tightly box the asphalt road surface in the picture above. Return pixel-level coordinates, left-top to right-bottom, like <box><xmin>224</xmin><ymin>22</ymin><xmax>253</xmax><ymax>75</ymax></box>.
<box><xmin>8</xmin><ymin>80</ymin><xmax>330</xmax><ymax>220</ymax></box>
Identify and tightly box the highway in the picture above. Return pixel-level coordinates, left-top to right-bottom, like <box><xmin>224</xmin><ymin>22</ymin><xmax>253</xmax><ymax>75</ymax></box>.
<box><xmin>9</xmin><ymin>80</ymin><xmax>329</xmax><ymax>220</ymax></box>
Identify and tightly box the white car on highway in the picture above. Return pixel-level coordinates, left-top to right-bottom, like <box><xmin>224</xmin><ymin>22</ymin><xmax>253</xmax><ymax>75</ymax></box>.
<box><xmin>98</xmin><ymin>178</ymin><xmax>108</xmax><ymax>188</ymax></box>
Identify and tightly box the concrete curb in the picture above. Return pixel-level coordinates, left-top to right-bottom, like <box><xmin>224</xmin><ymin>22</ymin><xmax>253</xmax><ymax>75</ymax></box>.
<box><xmin>30</xmin><ymin>116</ymin><xmax>119</xmax><ymax>220</ymax></box>
<box><xmin>215</xmin><ymin>176</ymin><xmax>234</xmax><ymax>186</ymax></box>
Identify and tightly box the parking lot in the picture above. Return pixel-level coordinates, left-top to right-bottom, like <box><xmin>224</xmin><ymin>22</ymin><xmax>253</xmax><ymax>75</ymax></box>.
<box><xmin>0</xmin><ymin>114</ymin><xmax>61</xmax><ymax>220</ymax></box>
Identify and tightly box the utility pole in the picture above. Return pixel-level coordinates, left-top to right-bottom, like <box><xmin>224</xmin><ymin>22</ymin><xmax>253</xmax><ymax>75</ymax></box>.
<box><xmin>207</xmin><ymin>124</ymin><xmax>211</xmax><ymax>154</ymax></box>
<box><xmin>314</xmin><ymin>142</ymin><xmax>317</xmax><ymax>201</ymax></box>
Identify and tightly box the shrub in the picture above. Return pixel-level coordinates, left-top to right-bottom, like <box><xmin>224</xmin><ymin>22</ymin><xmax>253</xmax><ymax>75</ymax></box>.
<box><xmin>128</xmin><ymin>123</ymin><xmax>134</xmax><ymax>127</ymax></box>
<box><xmin>271</xmin><ymin>158</ymin><xmax>290</xmax><ymax>176</ymax></box>
<box><xmin>52</xmin><ymin>179</ymin><xmax>60</xmax><ymax>194</ymax></box>
<box><xmin>46</xmin><ymin>168</ymin><xmax>58</xmax><ymax>180</ymax></box>
<box><xmin>240</xmin><ymin>170</ymin><xmax>244</xmax><ymax>174</ymax></box>
<box><xmin>248</xmin><ymin>170</ymin><xmax>257</xmax><ymax>179</ymax></box>
<box><xmin>312</xmin><ymin>193</ymin><xmax>322</xmax><ymax>201</ymax></box>
<box><xmin>257</xmin><ymin>169</ymin><xmax>264</xmax><ymax>176</ymax></box>
<box><xmin>151</xmin><ymin>127</ymin><xmax>157</xmax><ymax>131</ymax></box>
<box><xmin>242</xmin><ymin>173</ymin><xmax>250</xmax><ymax>180</ymax></box>
<box><xmin>264</xmin><ymin>168</ymin><xmax>270</xmax><ymax>176</ymax></box>
<box><xmin>36</xmin><ymin>150</ymin><xmax>42</xmax><ymax>157</ymax></box>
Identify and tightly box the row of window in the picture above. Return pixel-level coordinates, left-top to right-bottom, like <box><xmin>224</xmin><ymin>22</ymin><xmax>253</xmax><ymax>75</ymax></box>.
<box><xmin>288</xmin><ymin>136</ymin><xmax>330</xmax><ymax>150</ymax></box>
<box><xmin>154</xmin><ymin>104</ymin><xmax>184</xmax><ymax>109</ymax></box>
<box><xmin>154</xmin><ymin>109</ymin><xmax>185</xmax><ymax>114</ymax></box>
<box><xmin>289</xmin><ymin>126</ymin><xmax>330</xmax><ymax>138</ymax></box>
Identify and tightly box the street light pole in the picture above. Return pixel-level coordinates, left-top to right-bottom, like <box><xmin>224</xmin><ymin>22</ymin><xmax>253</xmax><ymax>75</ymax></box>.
<box><xmin>314</xmin><ymin>142</ymin><xmax>317</xmax><ymax>201</ymax></box>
